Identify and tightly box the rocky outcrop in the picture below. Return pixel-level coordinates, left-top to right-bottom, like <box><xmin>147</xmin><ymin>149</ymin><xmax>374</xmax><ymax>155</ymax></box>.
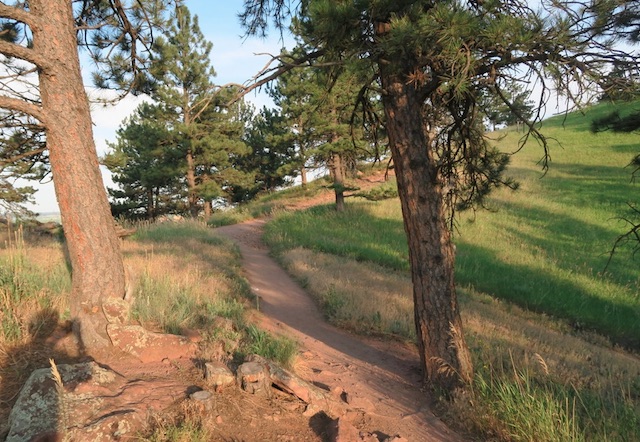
<box><xmin>242</xmin><ymin>355</ymin><xmax>347</xmax><ymax>418</ymax></box>
<box><xmin>5</xmin><ymin>361</ymin><xmax>189</xmax><ymax>442</ymax></box>
<box><xmin>5</xmin><ymin>350</ymin><xmax>407</xmax><ymax>442</ymax></box>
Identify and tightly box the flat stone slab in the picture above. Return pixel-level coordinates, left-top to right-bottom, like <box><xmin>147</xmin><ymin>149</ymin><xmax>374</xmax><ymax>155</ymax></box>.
<box><xmin>107</xmin><ymin>324</ymin><xmax>197</xmax><ymax>363</ymax></box>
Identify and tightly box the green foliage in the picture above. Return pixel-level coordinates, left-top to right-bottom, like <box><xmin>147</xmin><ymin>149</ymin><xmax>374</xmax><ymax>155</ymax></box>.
<box><xmin>0</xmin><ymin>121</ymin><xmax>47</xmax><ymax>218</ymax></box>
<box><xmin>481</xmin><ymin>83</ymin><xmax>536</xmax><ymax>130</ymax></box>
<box><xmin>234</xmin><ymin>106</ymin><xmax>296</xmax><ymax>202</ymax></box>
<box><xmin>84</xmin><ymin>0</ymin><xmax>172</xmax><ymax>94</ymax></box>
<box><xmin>268</xmin><ymin>47</ymin><xmax>385</xmax><ymax>208</ymax></box>
<box><xmin>103</xmin><ymin>102</ymin><xmax>185</xmax><ymax>219</ymax></box>
<box><xmin>106</xmin><ymin>5</ymin><xmax>255</xmax><ymax>219</ymax></box>
<box><xmin>151</xmin><ymin>6</ymin><xmax>253</xmax><ymax>214</ymax></box>
<box><xmin>243</xmin><ymin>324</ymin><xmax>297</xmax><ymax>368</ymax></box>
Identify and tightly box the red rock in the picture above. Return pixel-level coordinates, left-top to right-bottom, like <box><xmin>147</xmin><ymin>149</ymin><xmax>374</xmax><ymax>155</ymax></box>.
<box><xmin>107</xmin><ymin>324</ymin><xmax>197</xmax><ymax>363</ymax></box>
<box><xmin>330</xmin><ymin>417</ymin><xmax>360</xmax><ymax>442</ymax></box>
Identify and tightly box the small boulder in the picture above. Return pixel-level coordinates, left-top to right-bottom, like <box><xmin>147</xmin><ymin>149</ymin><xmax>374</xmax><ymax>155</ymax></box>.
<box><xmin>5</xmin><ymin>361</ymin><xmax>188</xmax><ymax>442</ymax></box>
<box><xmin>102</xmin><ymin>297</ymin><xmax>131</xmax><ymax>325</ymax></box>
<box><xmin>330</xmin><ymin>418</ymin><xmax>361</xmax><ymax>442</ymax></box>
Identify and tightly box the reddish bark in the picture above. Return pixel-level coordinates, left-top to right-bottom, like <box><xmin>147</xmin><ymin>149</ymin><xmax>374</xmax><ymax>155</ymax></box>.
<box><xmin>31</xmin><ymin>0</ymin><xmax>126</xmax><ymax>351</ymax></box>
<box><xmin>329</xmin><ymin>152</ymin><xmax>345</xmax><ymax>212</ymax></box>
<box><xmin>377</xmin><ymin>34</ymin><xmax>473</xmax><ymax>390</ymax></box>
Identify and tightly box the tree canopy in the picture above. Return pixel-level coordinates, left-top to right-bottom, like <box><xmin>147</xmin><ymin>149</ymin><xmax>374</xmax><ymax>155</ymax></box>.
<box><xmin>105</xmin><ymin>5</ymin><xmax>255</xmax><ymax>218</ymax></box>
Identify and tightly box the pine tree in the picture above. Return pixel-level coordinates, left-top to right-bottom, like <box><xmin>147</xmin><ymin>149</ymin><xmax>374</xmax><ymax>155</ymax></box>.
<box><xmin>268</xmin><ymin>53</ymin><xmax>321</xmax><ymax>187</ymax></box>
<box><xmin>241</xmin><ymin>0</ymin><xmax>639</xmax><ymax>392</ymax></box>
<box><xmin>102</xmin><ymin>103</ymin><xmax>184</xmax><ymax>219</ymax></box>
<box><xmin>269</xmin><ymin>50</ymin><xmax>379</xmax><ymax>210</ymax></box>
<box><xmin>239</xmin><ymin>106</ymin><xmax>297</xmax><ymax>201</ymax></box>
<box><xmin>147</xmin><ymin>6</ymin><xmax>252</xmax><ymax>217</ymax></box>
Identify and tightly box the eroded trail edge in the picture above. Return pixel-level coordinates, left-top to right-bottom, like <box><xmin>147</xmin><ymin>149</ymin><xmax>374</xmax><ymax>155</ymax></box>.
<box><xmin>217</xmin><ymin>219</ymin><xmax>463</xmax><ymax>441</ymax></box>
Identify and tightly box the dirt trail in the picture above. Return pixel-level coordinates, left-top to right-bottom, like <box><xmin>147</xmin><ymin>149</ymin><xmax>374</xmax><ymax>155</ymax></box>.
<box><xmin>216</xmin><ymin>219</ymin><xmax>464</xmax><ymax>441</ymax></box>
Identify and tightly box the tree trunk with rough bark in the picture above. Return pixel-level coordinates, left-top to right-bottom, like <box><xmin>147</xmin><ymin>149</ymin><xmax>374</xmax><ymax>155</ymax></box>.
<box><xmin>204</xmin><ymin>199</ymin><xmax>212</xmax><ymax>218</ymax></box>
<box><xmin>330</xmin><ymin>152</ymin><xmax>345</xmax><ymax>212</ymax></box>
<box><xmin>31</xmin><ymin>0</ymin><xmax>126</xmax><ymax>352</ymax></box>
<box><xmin>185</xmin><ymin>149</ymin><xmax>199</xmax><ymax>217</ymax></box>
<box><xmin>147</xmin><ymin>188</ymin><xmax>155</xmax><ymax>219</ymax></box>
<box><xmin>379</xmin><ymin>59</ymin><xmax>473</xmax><ymax>391</ymax></box>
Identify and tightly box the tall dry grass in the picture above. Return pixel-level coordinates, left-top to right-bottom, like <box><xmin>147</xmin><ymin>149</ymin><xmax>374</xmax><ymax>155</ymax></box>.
<box><xmin>0</xmin><ymin>220</ymin><xmax>297</xmax><ymax>439</ymax></box>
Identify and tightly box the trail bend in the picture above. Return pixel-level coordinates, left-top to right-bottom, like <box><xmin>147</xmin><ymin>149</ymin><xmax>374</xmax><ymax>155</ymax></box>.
<box><xmin>217</xmin><ymin>219</ymin><xmax>464</xmax><ymax>441</ymax></box>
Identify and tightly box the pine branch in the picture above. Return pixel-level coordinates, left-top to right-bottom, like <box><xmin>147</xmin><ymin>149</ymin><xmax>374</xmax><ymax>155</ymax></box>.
<box><xmin>0</xmin><ymin>147</ymin><xmax>47</xmax><ymax>166</ymax></box>
<box><xmin>228</xmin><ymin>49</ymin><xmax>327</xmax><ymax>103</ymax></box>
<box><xmin>0</xmin><ymin>3</ymin><xmax>33</xmax><ymax>26</ymax></box>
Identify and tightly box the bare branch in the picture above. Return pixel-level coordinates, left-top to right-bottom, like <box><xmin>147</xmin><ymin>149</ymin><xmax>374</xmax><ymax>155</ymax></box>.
<box><xmin>605</xmin><ymin>204</ymin><xmax>640</xmax><ymax>271</ymax></box>
<box><xmin>0</xmin><ymin>3</ymin><xmax>34</xmax><ymax>27</ymax></box>
<box><xmin>229</xmin><ymin>49</ymin><xmax>326</xmax><ymax>103</ymax></box>
<box><xmin>0</xmin><ymin>95</ymin><xmax>45</xmax><ymax>122</ymax></box>
<box><xmin>0</xmin><ymin>39</ymin><xmax>50</xmax><ymax>70</ymax></box>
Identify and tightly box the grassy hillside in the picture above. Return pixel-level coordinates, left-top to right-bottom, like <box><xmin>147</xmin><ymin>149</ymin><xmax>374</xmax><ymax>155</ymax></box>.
<box><xmin>266</xmin><ymin>100</ymin><xmax>640</xmax><ymax>349</ymax></box>
<box><xmin>262</xmin><ymin>101</ymin><xmax>640</xmax><ymax>441</ymax></box>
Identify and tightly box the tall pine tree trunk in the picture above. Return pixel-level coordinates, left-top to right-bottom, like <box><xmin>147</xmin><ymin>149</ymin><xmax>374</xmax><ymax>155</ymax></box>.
<box><xmin>147</xmin><ymin>187</ymin><xmax>155</xmax><ymax>219</ymax></box>
<box><xmin>186</xmin><ymin>149</ymin><xmax>199</xmax><ymax>217</ymax></box>
<box><xmin>378</xmin><ymin>53</ymin><xmax>473</xmax><ymax>391</ymax></box>
<box><xmin>329</xmin><ymin>106</ymin><xmax>345</xmax><ymax>212</ymax></box>
<box><xmin>32</xmin><ymin>0</ymin><xmax>126</xmax><ymax>351</ymax></box>
<box><xmin>298</xmin><ymin>120</ymin><xmax>308</xmax><ymax>187</ymax></box>
<box><xmin>330</xmin><ymin>152</ymin><xmax>345</xmax><ymax>212</ymax></box>
<box><xmin>204</xmin><ymin>200</ymin><xmax>212</xmax><ymax>218</ymax></box>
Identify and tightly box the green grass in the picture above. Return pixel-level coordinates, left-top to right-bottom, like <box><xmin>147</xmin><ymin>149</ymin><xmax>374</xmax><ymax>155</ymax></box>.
<box><xmin>265</xmin><ymin>203</ymin><xmax>409</xmax><ymax>270</ymax></box>
<box><xmin>460</xmin><ymin>350</ymin><xmax>640</xmax><ymax>442</ymax></box>
<box><xmin>265</xmin><ymin>100</ymin><xmax>640</xmax><ymax>349</ymax></box>
<box><xmin>0</xmin><ymin>229</ymin><xmax>71</xmax><ymax>343</ymax></box>
<box><xmin>243</xmin><ymin>324</ymin><xmax>298</xmax><ymax>368</ymax></box>
<box><xmin>207</xmin><ymin>177</ymin><xmax>330</xmax><ymax>227</ymax></box>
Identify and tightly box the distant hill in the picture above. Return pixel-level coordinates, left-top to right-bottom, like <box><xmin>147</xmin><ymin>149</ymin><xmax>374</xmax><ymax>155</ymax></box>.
<box><xmin>36</xmin><ymin>212</ymin><xmax>61</xmax><ymax>223</ymax></box>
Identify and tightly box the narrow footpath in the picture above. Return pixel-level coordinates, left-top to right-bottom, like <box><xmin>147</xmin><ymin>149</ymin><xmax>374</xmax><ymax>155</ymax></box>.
<box><xmin>217</xmin><ymin>219</ymin><xmax>464</xmax><ymax>441</ymax></box>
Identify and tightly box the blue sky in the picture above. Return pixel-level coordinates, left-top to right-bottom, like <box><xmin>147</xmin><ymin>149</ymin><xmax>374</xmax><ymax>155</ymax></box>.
<box><xmin>29</xmin><ymin>1</ymin><xmax>293</xmax><ymax>214</ymax></box>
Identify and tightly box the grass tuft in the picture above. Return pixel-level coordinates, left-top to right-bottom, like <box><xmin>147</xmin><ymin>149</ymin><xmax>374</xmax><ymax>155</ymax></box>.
<box><xmin>243</xmin><ymin>324</ymin><xmax>298</xmax><ymax>369</ymax></box>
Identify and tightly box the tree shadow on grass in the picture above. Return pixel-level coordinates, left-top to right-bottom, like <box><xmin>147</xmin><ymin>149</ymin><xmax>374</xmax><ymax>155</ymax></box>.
<box><xmin>456</xmin><ymin>237</ymin><xmax>640</xmax><ymax>350</ymax></box>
